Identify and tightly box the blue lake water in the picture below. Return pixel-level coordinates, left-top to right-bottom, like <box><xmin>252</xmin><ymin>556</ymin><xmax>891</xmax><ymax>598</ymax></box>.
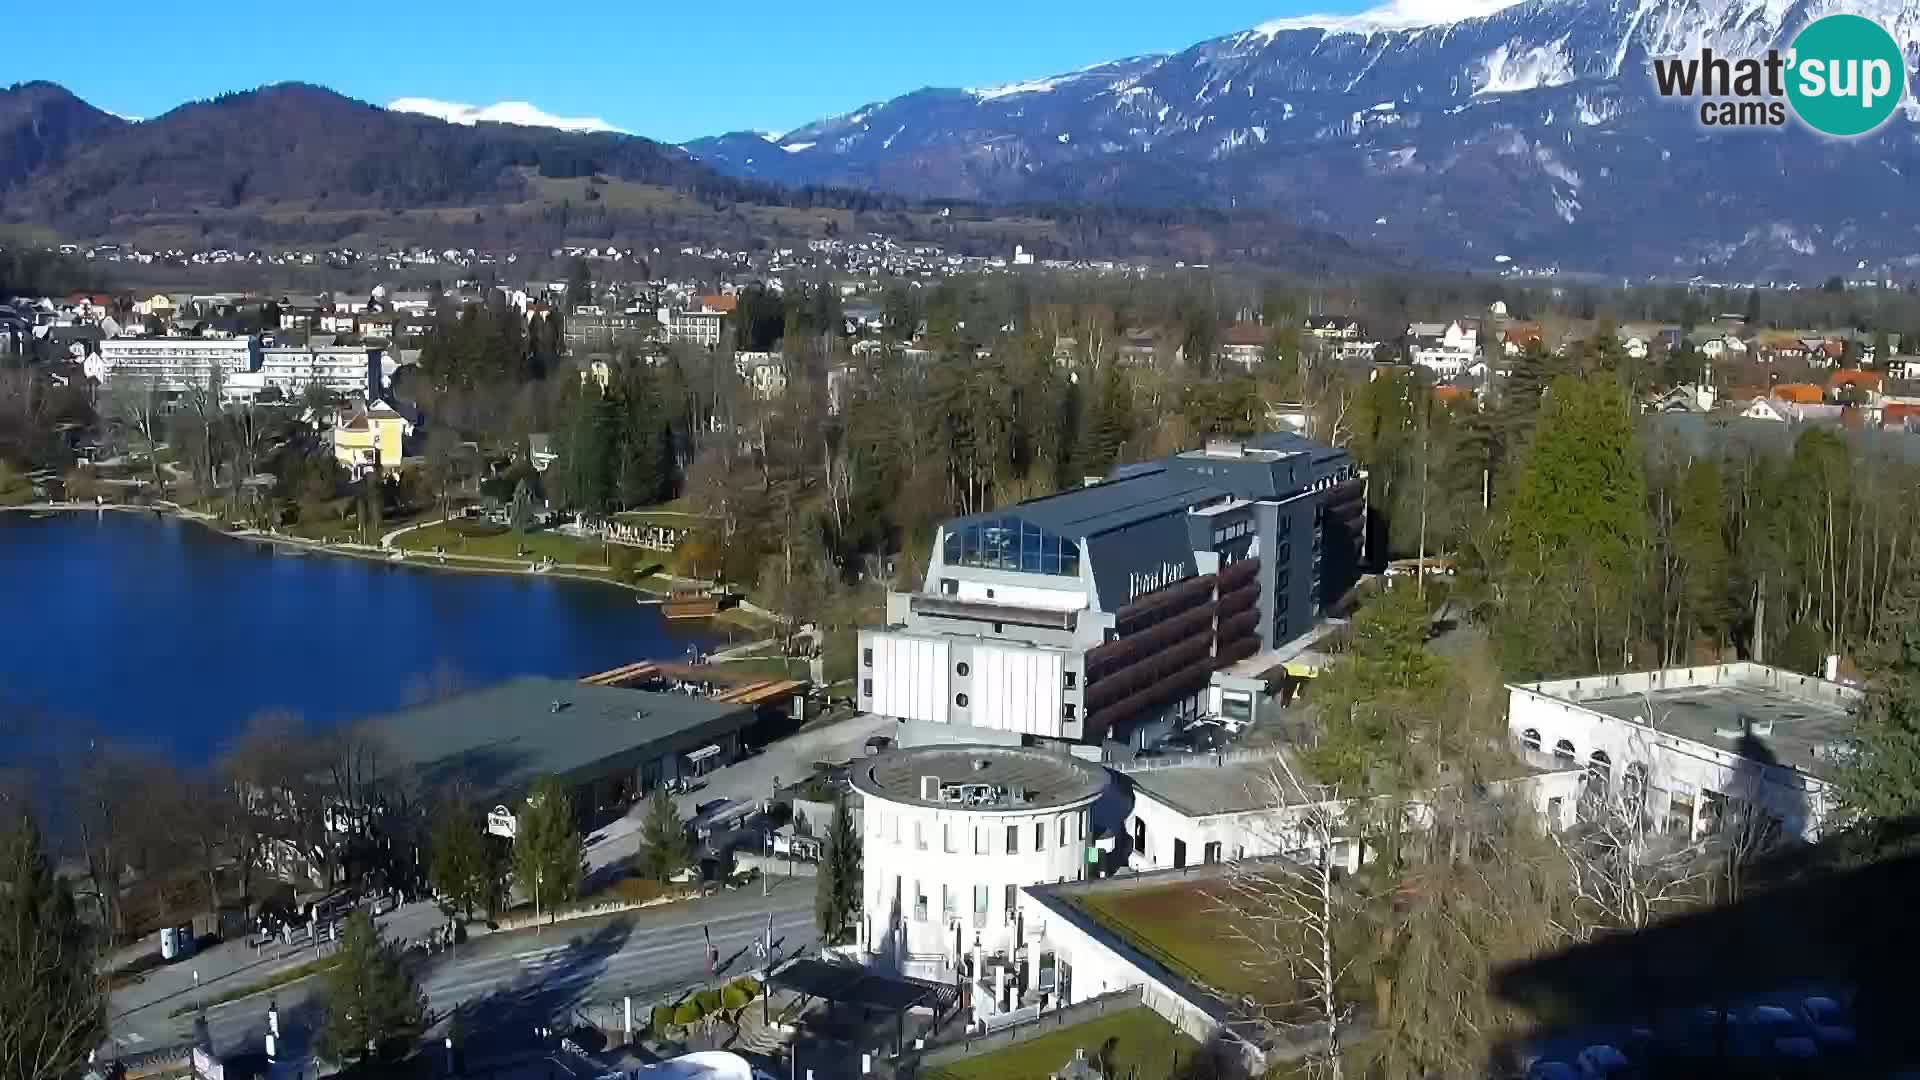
<box><xmin>0</xmin><ymin>512</ymin><xmax>725</xmax><ymax>760</ymax></box>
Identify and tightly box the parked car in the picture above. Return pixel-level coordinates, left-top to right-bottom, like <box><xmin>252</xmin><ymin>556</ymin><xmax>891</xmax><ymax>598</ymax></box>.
<box><xmin>1800</xmin><ymin>996</ymin><xmax>1856</xmax><ymax>1049</ymax></box>
<box><xmin>1742</xmin><ymin>1004</ymin><xmax>1819</xmax><ymax>1060</ymax></box>
<box><xmin>1574</xmin><ymin>1043</ymin><xmax>1632</xmax><ymax>1077</ymax></box>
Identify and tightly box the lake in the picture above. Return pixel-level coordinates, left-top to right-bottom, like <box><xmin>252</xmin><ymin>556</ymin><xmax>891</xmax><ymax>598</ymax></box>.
<box><xmin>0</xmin><ymin>512</ymin><xmax>726</xmax><ymax>760</ymax></box>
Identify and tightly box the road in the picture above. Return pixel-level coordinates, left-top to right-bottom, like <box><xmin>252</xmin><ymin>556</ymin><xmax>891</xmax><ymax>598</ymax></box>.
<box><xmin>105</xmin><ymin>881</ymin><xmax>820</xmax><ymax>1063</ymax></box>
<box><xmin>584</xmin><ymin>711</ymin><xmax>892</xmax><ymax>874</ymax></box>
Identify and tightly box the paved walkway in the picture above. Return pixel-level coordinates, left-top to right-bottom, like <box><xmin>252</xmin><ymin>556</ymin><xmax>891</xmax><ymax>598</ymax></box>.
<box><xmin>584</xmin><ymin>711</ymin><xmax>890</xmax><ymax>873</ymax></box>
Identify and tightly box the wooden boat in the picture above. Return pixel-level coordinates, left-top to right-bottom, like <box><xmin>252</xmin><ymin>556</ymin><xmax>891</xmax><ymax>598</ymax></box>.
<box><xmin>662</xmin><ymin>587</ymin><xmax>720</xmax><ymax>619</ymax></box>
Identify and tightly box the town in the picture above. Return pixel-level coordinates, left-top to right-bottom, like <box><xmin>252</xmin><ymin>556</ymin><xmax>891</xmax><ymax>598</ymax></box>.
<box><xmin>6</xmin><ymin>233</ymin><xmax>1920</xmax><ymax>1080</ymax></box>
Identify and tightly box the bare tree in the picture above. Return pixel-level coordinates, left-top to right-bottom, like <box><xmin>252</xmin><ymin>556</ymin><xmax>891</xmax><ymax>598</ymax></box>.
<box><xmin>103</xmin><ymin>382</ymin><xmax>164</xmax><ymax>491</ymax></box>
<box><xmin>1213</xmin><ymin>757</ymin><xmax>1353</xmax><ymax>1079</ymax></box>
<box><xmin>1553</xmin><ymin>726</ymin><xmax>1708</xmax><ymax>938</ymax></box>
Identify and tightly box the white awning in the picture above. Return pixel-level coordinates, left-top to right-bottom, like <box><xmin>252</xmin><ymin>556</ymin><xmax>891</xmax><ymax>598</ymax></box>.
<box><xmin>686</xmin><ymin>744</ymin><xmax>722</xmax><ymax>764</ymax></box>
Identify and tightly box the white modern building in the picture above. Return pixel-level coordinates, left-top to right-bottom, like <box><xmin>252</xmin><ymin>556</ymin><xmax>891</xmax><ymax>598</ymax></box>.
<box><xmin>858</xmin><ymin>434</ymin><xmax>1367</xmax><ymax>754</ymax></box>
<box><xmin>1120</xmin><ymin>751</ymin><xmax>1583</xmax><ymax>876</ymax></box>
<box><xmin>91</xmin><ymin>336</ymin><xmax>261</xmax><ymax>394</ymax></box>
<box><xmin>658</xmin><ymin>306</ymin><xmax>724</xmax><ymax>347</ymax></box>
<box><xmin>222</xmin><ymin>345</ymin><xmax>380</xmax><ymax>402</ymax></box>
<box><xmin>854</xmin><ymin>744</ymin><xmax>1107</xmax><ymax>983</ymax></box>
<box><xmin>1507</xmin><ymin>662</ymin><xmax>1860</xmax><ymax>842</ymax></box>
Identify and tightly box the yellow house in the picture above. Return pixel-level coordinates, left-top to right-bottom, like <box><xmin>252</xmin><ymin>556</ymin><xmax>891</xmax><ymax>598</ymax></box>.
<box><xmin>331</xmin><ymin>400</ymin><xmax>413</xmax><ymax>478</ymax></box>
<box><xmin>134</xmin><ymin>293</ymin><xmax>177</xmax><ymax>318</ymax></box>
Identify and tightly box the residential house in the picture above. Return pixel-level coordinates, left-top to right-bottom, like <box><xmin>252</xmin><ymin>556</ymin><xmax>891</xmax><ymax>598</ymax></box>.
<box><xmin>736</xmin><ymin>351</ymin><xmax>788</xmax><ymax>399</ymax></box>
<box><xmin>357</xmin><ymin>313</ymin><xmax>396</xmax><ymax>340</ymax></box>
<box><xmin>1829</xmin><ymin>369</ymin><xmax>1884</xmax><ymax>404</ymax></box>
<box><xmin>1741</xmin><ymin>398</ymin><xmax>1794</xmax><ymax>422</ymax></box>
<box><xmin>1304</xmin><ymin>316</ymin><xmax>1362</xmax><ymax>340</ymax></box>
<box><xmin>1501</xmin><ymin>322</ymin><xmax>1543</xmax><ymax>357</ymax></box>
<box><xmin>331</xmin><ymin>399</ymin><xmax>414</xmax><ymax>478</ymax></box>
<box><xmin>1881</xmin><ymin>402</ymin><xmax>1920</xmax><ymax>431</ymax></box>
<box><xmin>1409</xmin><ymin>320</ymin><xmax>1480</xmax><ymax>378</ymax></box>
<box><xmin>1649</xmin><ymin>384</ymin><xmax>1715</xmax><ymax>413</ymax></box>
<box><xmin>279</xmin><ymin>294</ymin><xmax>327</xmax><ymax>332</ymax></box>
<box><xmin>527</xmin><ymin>433</ymin><xmax>558</xmax><ymax>472</ymax></box>
<box><xmin>1885</xmin><ymin>355</ymin><xmax>1920</xmax><ymax>381</ymax></box>
<box><xmin>657</xmin><ymin>305</ymin><xmax>724</xmax><ymax>347</ymax></box>
<box><xmin>1218</xmin><ymin>322</ymin><xmax>1267</xmax><ymax>371</ymax></box>
<box><xmin>1772</xmin><ymin>383</ymin><xmax>1825</xmax><ymax>405</ymax></box>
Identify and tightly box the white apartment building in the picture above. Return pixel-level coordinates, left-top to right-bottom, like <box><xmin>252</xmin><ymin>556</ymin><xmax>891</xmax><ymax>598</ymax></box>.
<box><xmin>1507</xmin><ymin>662</ymin><xmax>1859</xmax><ymax>842</ymax></box>
<box><xmin>657</xmin><ymin>306</ymin><xmax>724</xmax><ymax>347</ymax></box>
<box><xmin>91</xmin><ymin>337</ymin><xmax>261</xmax><ymax>394</ymax></box>
<box><xmin>855</xmin><ymin>745</ymin><xmax>1106</xmax><ymax>982</ymax></box>
<box><xmin>222</xmin><ymin>345</ymin><xmax>378</xmax><ymax>402</ymax></box>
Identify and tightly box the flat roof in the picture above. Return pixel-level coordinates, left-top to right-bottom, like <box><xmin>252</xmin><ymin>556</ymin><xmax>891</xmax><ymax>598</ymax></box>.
<box><xmin>1521</xmin><ymin>663</ymin><xmax>1860</xmax><ymax>780</ymax></box>
<box><xmin>363</xmin><ymin>676</ymin><xmax>755</xmax><ymax>801</ymax></box>
<box><xmin>1579</xmin><ymin>685</ymin><xmax>1854</xmax><ymax>779</ymax></box>
<box><xmin>850</xmin><ymin>744</ymin><xmax>1108</xmax><ymax>811</ymax></box>
<box><xmin>1127</xmin><ymin>752</ymin><xmax>1318</xmax><ymax>817</ymax></box>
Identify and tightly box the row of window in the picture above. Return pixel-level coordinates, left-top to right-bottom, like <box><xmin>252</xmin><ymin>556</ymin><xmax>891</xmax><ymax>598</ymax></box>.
<box><xmin>869</xmin><ymin>810</ymin><xmax>1087</xmax><ymax>853</ymax></box>
<box><xmin>1211</xmin><ymin>520</ymin><xmax>1252</xmax><ymax>545</ymax></box>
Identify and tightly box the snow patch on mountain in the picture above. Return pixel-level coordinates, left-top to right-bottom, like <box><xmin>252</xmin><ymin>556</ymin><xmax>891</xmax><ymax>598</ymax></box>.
<box><xmin>1474</xmin><ymin>37</ymin><xmax>1575</xmax><ymax>94</ymax></box>
<box><xmin>971</xmin><ymin>76</ymin><xmax>1071</xmax><ymax>101</ymax></box>
<box><xmin>1576</xmin><ymin>95</ymin><xmax>1619</xmax><ymax>125</ymax></box>
<box><xmin>781</xmin><ymin>141</ymin><xmax>815</xmax><ymax>153</ymax></box>
<box><xmin>386</xmin><ymin>97</ymin><xmax>629</xmax><ymax>135</ymax></box>
<box><xmin>1250</xmin><ymin>0</ymin><xmax>1535</xmax><ymax>37</ymax></box>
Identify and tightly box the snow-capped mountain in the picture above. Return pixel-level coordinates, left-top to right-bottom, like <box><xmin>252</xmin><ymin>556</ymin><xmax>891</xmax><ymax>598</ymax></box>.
<box><xmin>686</xmin><ymin>0</ymin><xmax>1920</xmax><ymax>274</ymax></box>
<box><xmin>387</xmin><ymin>97</ymin><xmax>629</xmax><ymax>135</ymax></box>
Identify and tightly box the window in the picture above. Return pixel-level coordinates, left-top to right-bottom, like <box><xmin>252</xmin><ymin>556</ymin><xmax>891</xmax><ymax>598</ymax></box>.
<box><xmin>975</xmin><ymin>828</ymin><xmax>988</xmax><ymax>855</ymax></box>
<box><xmin>1077</xmin><ymin>814</ymin><xmax>1086</xmax><ymax>841</ymax></box>
<box><xmin>914</xmin><ymin>821</ymin><xmax>925</xmax><ymax>850</ymax></box>
<box><xmin>992</xmin><ymin>623</ymin><xmax>1003</xmax><ymax>634</ymax></box>
<box><xmin>973</xmin><ymin>884</ymin><xmax>990</xmax><ymax>926</ymax></box>
<box><xmin>892</xmin><ymin>816</ymin><xmax>901</xmax><ymax>844</ymax></box>
<box><xmin>862</xmin><ymin>648</ymin><xmax>872</xmax><ymax>667</ymax></box>
<box><xmin>955</xmin><ymin>693</ymin><xmax>969</xmax><ymax>708</ymax></box>
<box><xmin>1204</xmin><ymin>841</ymin><xmax>1222</xmax><ymax>864</ymax></box>
<box><xmin>1005</xmin><ymin>884</ymin><xmax>1018</xmax><ymax>923</ymax></box>
<box><xmin>941</xmin><ymin>578</ymin><xmax>958</xmax><ymax>595</ymax></box>
<box><xmin>956</xmin><ymin>661</ymin><xmax>970</xmax><ymax>677</ymax></box>
<box><xmin>861</xmin><ymin>679</ymin><xmax>872</xmax><ymax>697</ymax></box>
<box><xmin>941</xmin><ymin>884</ymin><xmax>955</xmax><ymax>919</ymax></box>
<box><xmin>1063</xmin><ymin>704</ymin><xmax>1077</xmax><ymax>720</ymax></box>
<box><xmin>943</xmin><ymin>823</ymin><xmax>956</xmax><ymax>853</ymax></box>
<box><xmin>1035</xmin><ymin>822</ymin><xmax>1046</xmax><ymax>851</ymax></box>
<box><xmin>1553</xmin><ymin>739</ymin><xmax>1577</xmax><ymax>764</ymax></box>
<box><xmin>1520</xmin><ymin>728</ymin><xmax>1542</xmax><ymax>752</ymax></box>
<box><xmin>1006</xmin><ymin>825</ymin><xmax>1019</xmax><ymax>854</ymax></box>
<box><xmin>1058</xmin><ymin>816</ymin><xmax>1068</xmax><ymax>847</ymax></box>
<box><xmin>1134</xmin><ymin>817</ymin><xmax>1147</xmax><ymax>856</ymax></box>
<box><xmin>1064</xmin><ymin>671</ymin><xmax>1077</xmax><ymax>689</ymax></box>
<box><xmin>913</xmin><ymin>882</ymin><xmax>927</xmax><ymax>922</ymax></box>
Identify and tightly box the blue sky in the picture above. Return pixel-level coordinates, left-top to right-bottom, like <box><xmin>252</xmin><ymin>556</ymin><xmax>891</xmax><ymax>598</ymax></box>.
<box><xmin>10</xmin><ymin>1</ymin><xmax>1392</xmax><ymax>143</ymax></box>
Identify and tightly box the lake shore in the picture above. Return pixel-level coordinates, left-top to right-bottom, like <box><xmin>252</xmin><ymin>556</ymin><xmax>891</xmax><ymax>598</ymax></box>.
<box><xmin>0</xmin><ymin>501</ymin><xmax>773</xmax><ymax>632</ymax></box>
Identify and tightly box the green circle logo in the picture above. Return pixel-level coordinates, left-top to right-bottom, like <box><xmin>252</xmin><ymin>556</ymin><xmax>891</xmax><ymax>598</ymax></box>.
<box><xmin>1787</xmin><ymin>14</ymin><xmax>1907</xmax><ymax>137</ymax></box>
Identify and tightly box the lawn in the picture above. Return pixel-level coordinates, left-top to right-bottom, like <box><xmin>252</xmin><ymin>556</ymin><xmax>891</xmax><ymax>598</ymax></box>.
<box><xmin>1074</xmin><ymin>880</ymin><xmax>1296</xmax><ymax>1003</ymax></box>
<box><xmin>395</xmin><ymin>520</ymin><xmax>617</xmax><ymax>567</ymax></box>
<box><xmin>923</xmin><ymin>1006</ymin><xmax>1196</xmax><ymax>1080</ymax></box>
<box><xmin>168</xmin><ymin>953</ymin><xmax>341</xmax><ymax>1016</ymax></box>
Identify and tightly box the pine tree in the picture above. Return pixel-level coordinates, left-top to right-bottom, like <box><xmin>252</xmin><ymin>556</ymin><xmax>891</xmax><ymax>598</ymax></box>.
<box><xmin>512</xmin><ymin>777</ymin><xmax>584</xmax><ymax>923</ymax></box>
<box><xmin>1837</xmin><ymin>567</ymin><xmax>1920</xmax><ymax>823</ymax></box>
<box><xmin>0</xmin><ymin>810</ymin><xmax>103</xmax><ymax>1080</ymax></box>
<box><xmin>637</xmin><ymin>788</ymin><xmax>690</xmax><ymax>883</ymax></box>
<box><xmin>814</xmin><ymin>794</ymin><xmax>862</xmax><ymax>944</ymax></box>
<box><xmin>428</xmin><ymin>799</ymin><xmax>497</xmax><ymax>920</ymax></box>
<box><xmin>315</xmin><ymin>910</ymin><xmax>426</xmax><ymax>1066</ymax></box>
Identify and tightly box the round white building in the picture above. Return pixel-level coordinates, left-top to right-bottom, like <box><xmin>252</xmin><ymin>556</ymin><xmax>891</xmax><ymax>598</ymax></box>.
<box><xmin>852</xmin><ymin>744</ymin><xmax>1108</xmax><ymax>980</ymax></box>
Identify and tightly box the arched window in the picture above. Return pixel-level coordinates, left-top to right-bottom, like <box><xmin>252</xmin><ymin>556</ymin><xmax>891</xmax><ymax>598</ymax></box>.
<box><xmin>1587</xmin><ymin>750</ymin><xmax>1612</xmax><ymax>795</ymax></box>
<box><xmin>1521</xmin><ymin>728</ymin><xmax>1542</xmax><ymax>752</ymax></box>
<box><xmin>1553</xmin><ymin>739</ymin><xmax>1577</xmax><ymax>763</ymax></box>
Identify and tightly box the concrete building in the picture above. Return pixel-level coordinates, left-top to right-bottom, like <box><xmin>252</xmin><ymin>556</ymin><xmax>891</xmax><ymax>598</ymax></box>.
<box><xmin>223</xmin><ymin>345</ymin><xmax>381</xmax><ymax>402</ymax></box>
<box><xmin>658</xmin><ymin>306</ymin><xmax>724</xmax><ymax>347</ymax></box>
<box><xmin>736</xmin><ymin>351</ymin><xmax>787</xmax><ymax>399</ymax></box>
<box><xmin>92</xmin><ymin>336</ymin><xmax>260</xmax><ymax>394</ymax></box>
<box><xmin>1507</xmin><ymin>662</ymin><xmax>1861</xmax><ymax>842</ymax></box>
<box><xmin>854</xmin><ymin>744</ymin><xmax>1107</xmax><ymax>982</ymax></box>
<box><xmin>1408</xmin><ymin>320</ymin><xmax>1480</xmax><ymax>378</ymax></box>
<box><xmin>364</xmin><ymin>675</ymin><xmax>758</xmax><ymax>835</ymax></box>
<box><xmin>858</xmin><ymin>433</ymin><xmax>1366</xmax><ymax>754</ymax></box>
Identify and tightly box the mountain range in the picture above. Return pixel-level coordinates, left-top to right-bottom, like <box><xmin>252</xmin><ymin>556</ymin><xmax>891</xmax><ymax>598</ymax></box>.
<box><xmin>0</xmin><ymin>80</ymin><xmax>1360</xmax><ymax>273</ymax></box>
<box><xmin>683</xmin><ymin>0</ymin><xmax>1920</xmax><ymax>277</ymax></box>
